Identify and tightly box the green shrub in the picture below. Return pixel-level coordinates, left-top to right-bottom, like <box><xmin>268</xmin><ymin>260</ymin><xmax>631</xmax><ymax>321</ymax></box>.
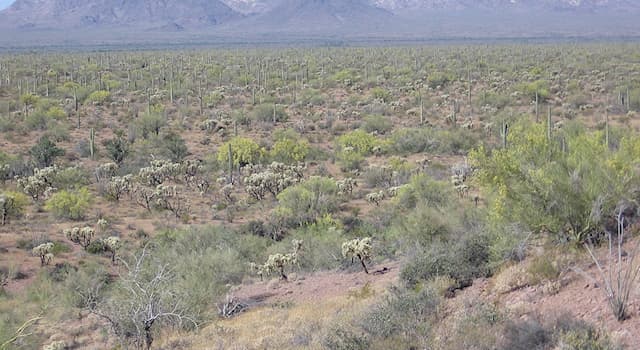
<box><xmin>501</xmin><ymin>315</ymin><xmax>620</xmax><ymax>350</ymax></box>
<box><xmin>44</xmin><ymin>187</ymin><xmax>92</xmax><ymax>220</ymax></box>
<box><xmin>401</xmin><ymin>233</ymin><xmax>491</xmax><ymax>289</ymax></box>
<box><xmin>388</xmin><ymin>128</ymin><xmax>478</xmax><ymax>155</ymax></box>
<box><xmin>251</xmin><ymin>103</ymin><xmax>288</xmax><ymax>123</ymax></box>
<box><xmin>336</xmin><ymin>150</ymin><xmax>365</xmax><ymax>172</ymax></box>
<box><xmin>1</xmin><ymin>191</ymin><xmax>29</xmax><ymax>225</ymax></box>
<box><xmin>427</xmin><ymin>71</ymin><xmax>454</xmax><ymax>88</ymax></box>
<box><xmin>336</xmin><ymin>130</ymin><xmax>379</xmax><ymax>155</ymax></box>
<box><xmin>217</xmin><ymin>137</ymin><xmax>265</xmax><ymax>167</ymax></box>
<box><xmin>471</xmin><ymin>121</ymin><xmax>640</xmax><ymax>243</ymax></box>
<box><xmin>361</xmin><ymin>115</ymin><xmax>392</xmax><ymax>135</ymax></box>
<box><xmin>360</xmin><ymin>286</ymin><xmax>439</xmax><ymax>349</ymax></box>
<box><xmin>517</xmin><ymin>80</ymin><xmax>550</xmax><ymax>102</ymax></box>
<box><xmin>52</xmin><ymin>166</ymin><xmax>90</xmax><ymax>190</ymax></box>
<box><xmin>30</xmin><ymin>136</ymin><xmax>65</xmax><ymax>168</ymax></box>
<box><xmin>393</xmin><ymin>174</ymin><xmax>452</xmax><ymax>210</ymax></box>
<box><xmin>370</xmin><ymin>87</ymin><xmax>391</xmax><ymax>103</ymax></box>
<box><xmin>275</xmin><ymin>177</ymin><xmax>340</xmax><ymax>227</ymax></box>
<box><xmin>86</xmin><ymin>239</ymin><xmax>106</xmax><ymax>254</ymax></box>
<box><xmin>86</xmin><ymin>90</ymin><xmax>111</xmax><ymax>105</ymax></box>
<box><xmin>270</xmin><ymin>137</ymin><xmax>311</xmax><ymax>164</ymax></box>
<box><xmin>50</xmin><ymin>241</ymin><xmax>72</xmax><ymax>255</ymax></box>
<box><xmin>322</xmin><ymin>327</ymin><xmax>370</xmax><ymax>350</ymax></box>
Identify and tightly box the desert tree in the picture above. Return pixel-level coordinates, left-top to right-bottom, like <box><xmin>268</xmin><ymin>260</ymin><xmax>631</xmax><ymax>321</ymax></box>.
<box><xmin>29</xmin><ymin>136</ymin><xmax>64</xmax><ymax>168</ymax></box>
<box><xmin>87</xmin><ymin>245</ymin><xmax>198</xmax><ymax>350</ymax></box>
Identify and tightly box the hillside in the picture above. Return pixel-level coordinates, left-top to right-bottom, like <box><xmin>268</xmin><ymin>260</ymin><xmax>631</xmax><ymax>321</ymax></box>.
<box><xmin>0</xmin><ymin>0</ymin><xmax>639</xmax><ymax>43</ymax></box>
<box><xmin>229</xmin><ymin>0</ymin><xmax>394</xmax><ymax>35</ymax></box>
<box><xmin>0</xmin><ymin>0</ymin><xmax>240</xmax><ymax>29</ymax></box>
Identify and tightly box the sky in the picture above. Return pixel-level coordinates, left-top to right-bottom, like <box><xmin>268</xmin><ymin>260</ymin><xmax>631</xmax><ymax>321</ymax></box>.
<box><xmin>0</xmin><ymin>0</ymin><xmax>12</xmax><ymax>10</ymax></box>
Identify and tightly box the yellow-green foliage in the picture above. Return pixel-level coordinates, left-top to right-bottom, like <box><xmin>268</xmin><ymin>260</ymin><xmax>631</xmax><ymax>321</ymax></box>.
<box><xmin>86</xmin><ymin>90</ymin><xmax>111</xmax><ymax>105</ymax></box>
<box><xmin>45</xmin><ymin>187</ymin><xmax>92</xmax><ymax>220</ymax></box>
<box><xmin>470</xmin><ymin>121</ymin><xmax>640</xmax><ymax>242</ymax></box>
<box><xmin>45</xmin><ymin>106</ymin><xmax>66</xmax><ymax>120</ymax></box>
<box><xmin>336</xmin><ymin>130</ymin><xmax>380</xmax><ymax>155</ymax></box>
<box><xmin>217</xmin><ymin>137</ymin><xmax>265</xmax><ymax>167</ymax></box>
<box><xmin>0</xmin><ymin>191</ymin><xmax>29</xmax><ymax>225</ymax></box>
<box><xmin>517</xmin><ymin>79</ymin><xmax>550</xmax><ymax>101</ymax></box>
<box><xmin>270</xmin><ymin>138</ymin><xmax>310</xmax><ymax>164</ymax></box>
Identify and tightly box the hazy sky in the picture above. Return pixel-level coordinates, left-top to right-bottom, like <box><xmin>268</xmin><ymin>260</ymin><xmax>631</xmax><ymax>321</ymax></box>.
<box><xmin>0</xmin><ymin>0</ymin><xmax>12</xmax><ymax>10</ymax></box>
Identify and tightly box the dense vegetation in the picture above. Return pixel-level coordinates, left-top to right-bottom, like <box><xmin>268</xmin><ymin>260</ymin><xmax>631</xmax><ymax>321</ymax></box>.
<box><xmin>0</xmin><ymin>44</ymin><xmax>639</xmax><ymax>349</ymax></box>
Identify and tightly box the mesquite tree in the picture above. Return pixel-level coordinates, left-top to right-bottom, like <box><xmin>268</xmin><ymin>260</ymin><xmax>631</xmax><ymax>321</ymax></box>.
<box><xmin>87</xmin><ymin>245</ymin><xmax>197</xmax><ymax>350</ymax></box>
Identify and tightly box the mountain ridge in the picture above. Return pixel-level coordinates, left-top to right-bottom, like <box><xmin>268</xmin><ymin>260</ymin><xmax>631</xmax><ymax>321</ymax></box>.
<box><xmin>0</xmin><ymin>0</ymin><xmax>639</xmax><ymax>43</ymax></box>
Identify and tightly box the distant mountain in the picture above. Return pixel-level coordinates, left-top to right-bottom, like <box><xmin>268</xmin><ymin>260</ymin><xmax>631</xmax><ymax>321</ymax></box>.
<box><xmin>221</xmin><ymin>0</ymin><xmax>272</xmax><ymax>14</ymax></box>
<box><xmin>373</xmin><ymin>0</ymin><xmax>640</xmax><ymax>12</ymax></box>
<box><xmin>232</xmin><ymin>0</ymin><xmax>394</xmax><ymax>34</ymax></box>
<box><xmin>0</xmin><ymin>0</ymin><xmax>639</xmax><ymax>44</ymax></box>
<box><xmin>0</xmin><ymin>0</ymin><xmax>240</xmax><ymax>29</ymax></box>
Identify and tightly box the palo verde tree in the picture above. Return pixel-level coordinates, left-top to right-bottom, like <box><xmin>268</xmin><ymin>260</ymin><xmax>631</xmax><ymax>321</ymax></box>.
<box><xmin>471</xmin><ymin>121</ymin><xmax>640</xmax><ymax>243</ymax></box>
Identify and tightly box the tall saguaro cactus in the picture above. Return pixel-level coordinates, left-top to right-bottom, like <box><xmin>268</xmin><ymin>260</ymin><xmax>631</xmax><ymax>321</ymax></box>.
<box><xmin>501</xmin><ymin>122</ymin><xmax>509</xmax><ymax>149</ymax></box>
<box><xmin>89</xmin><ymin>128</ymin><xmax>95</xmax><ymax>159</ymax></box>
<box><xmin>228</xmin><ymin>143</ymin><xmax>233</xmax><ymax>184</ymax></box>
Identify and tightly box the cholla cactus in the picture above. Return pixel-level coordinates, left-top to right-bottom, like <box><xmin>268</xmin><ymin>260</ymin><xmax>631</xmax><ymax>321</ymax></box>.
<box><xmin>32</xmin><ymin>242</ymin><xmax>54</xmax><ymax>266</ymax></box>
<box><xmin>342</xmin><ymin>237</ymin><xmax>373</xmax><ymax>274</ymax></box>
<box><xmin>154</xmin><ymin>185</ymin><xmax>189</xmax><ymax>219</ymax></box>
<box><xmin>64</xmin><ymin>226</ymin><xmax>95</xmax><ymax>250</ymax></box>
<box><xmin>106</xmin><ymin>174</ymin><xmax>133</xmax><ymax>201</ymax></box>
<box><xmin>254</xmin><ymin>239</ymin><xmax>303</xmax><ymax>281</ymax></box>
<box><xmin>95</xmin><ymin>162</ymin><xmax>118</xmax><ymax>182</ymax></box>
<box><xmin>42</xmin><ymin>341</ymin><xmax>66</xmax><ymax>350</ymax></box>
<box><xmin>366</xmin><ymin>191</ymin><xmax>385</xmax><ymax>206</ymax></box>
<box><xmin>337</xmin><ymin>178</ymin><xmax>357</xmax><ymax>196</ymax></box>
<box><xmin>137</xmin><ymin>159</ymin><xmax>181</xmax><ymax>186</ymax></box>
<box><xmin>243</xmin><ymin>162</ymin><xmax>304</xmax><ymax>200</ymax></box>
<box><xmin>16</xmin><ymin>165</ymin><xmax>58</xmax><ymax>201</ymax></box>
<box><xmin>387</xmin><ymin>185</ymin><xmax>408</xmax><ymax>198</ymax></box>
<box><xmin>103</xmin><ymin>236</ymin><xmax>122</xmax><ymax>264</ymax></box>
<box><xmin>220</xmin><ymin>184</ymin><xmax>234</xmax><ymax>204</ymax></box>
<box><xmin>132</xmin><ymin>184</ymin><xmax>156</xmax><ymax>212</ymax></box>
<box><xmin>96</xmin><ymin>218</ymin><xmax>109</xmax><ymax>232</ymax></box>
<box><xmin>0</xmin><ymin>163</ymin><xmax>11</xmax><ymax>183</ymax></box>
<box><xmin>451</xmin><ymin>174</ymin><xmax>469</xmax><ymax>198</ymax></box>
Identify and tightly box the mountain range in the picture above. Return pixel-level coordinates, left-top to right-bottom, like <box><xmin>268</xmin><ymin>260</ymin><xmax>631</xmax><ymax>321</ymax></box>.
<box><xmin>0</xmin><ymin>0</ymin><xmax>639</xmax><ymax>44</ymax></box>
